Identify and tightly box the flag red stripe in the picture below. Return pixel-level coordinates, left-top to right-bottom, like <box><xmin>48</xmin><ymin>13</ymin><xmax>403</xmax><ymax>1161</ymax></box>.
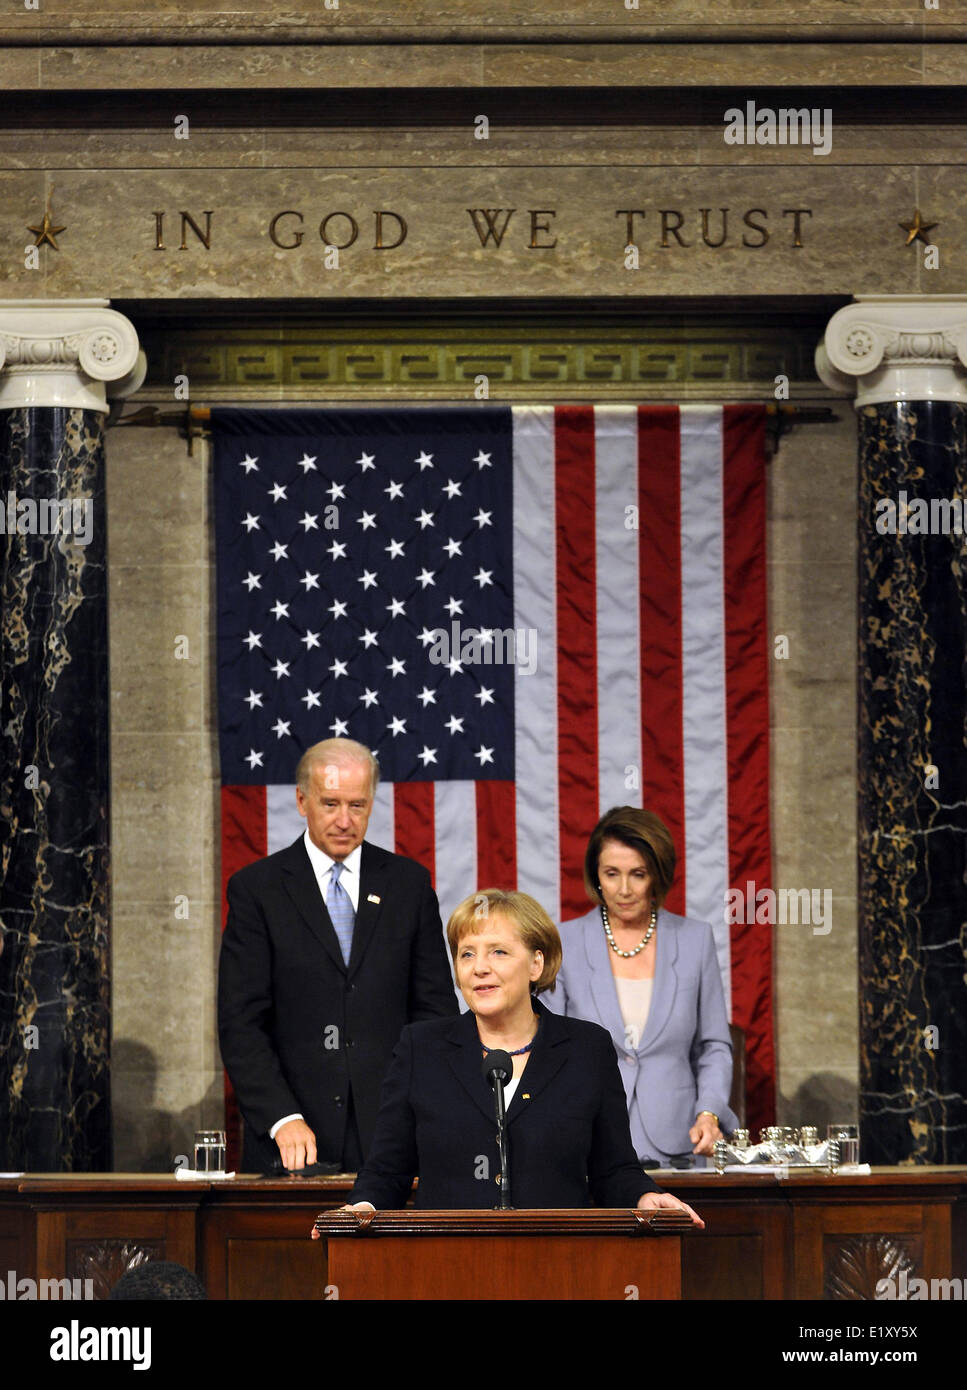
<box><xmin>476</xmin><ymin>780</ymin><xmax>517</xmax><ymax>889</ymax></box>
<box><xmin>394</xmin><ymin>781</ymin><xmax>435</xmax><ymax>884</ymax></box>
<box><xmin>554</xmin><ymin>406</ymin><xmax>599</xmax><ymax>920</ymax></box>
<box><xmin>722</xmin><ymin>404</ymin><xmax>775</xmax><ymax>1129</ymax></box>
<box><xmin>219</xmin><ymin>784</ymin><xmax>267</xmax><ymax>1169</ymax></box>
<box><xmin>636</xmin><ymin>406</ymin><xmax>687</xmax><ymax>918</ymax></box>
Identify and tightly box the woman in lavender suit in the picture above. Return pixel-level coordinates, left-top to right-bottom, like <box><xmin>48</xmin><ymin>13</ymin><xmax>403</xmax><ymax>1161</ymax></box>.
<box><xmin>544</xmin><ymin>806</ymin><xmax>737</xmax><ymax>1165</ymax></box>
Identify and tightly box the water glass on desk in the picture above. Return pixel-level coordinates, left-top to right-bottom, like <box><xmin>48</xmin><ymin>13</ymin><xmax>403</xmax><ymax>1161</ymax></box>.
<box><xmin>827</xmin><ymin>1123</ymin><xmax>859</xmax><ymax>1165</ymax></box>
<box><xmin>194</xmin><ymin>1130</ymin><xmax>227</xmax><ymax>1172</ymax></box>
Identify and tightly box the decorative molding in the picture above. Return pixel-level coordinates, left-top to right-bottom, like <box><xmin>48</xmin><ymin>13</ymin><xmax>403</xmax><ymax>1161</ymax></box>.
<box><xmin>0</xmin><ymin>300</ymin><xmax>145</xmax><ymax>412</ymax></box>
<box><xmin>824</xmin><ymin>1234</ymin><xmax>918</xmax><ymax>1301</ymax></box>
<box><xmin>135</xmin><ymin>318</ymin><xmax>822</xmax><ymax>403</ymax></box>
<box><xmin>68</xmin><ymin>1239</ymin><xmax>162</xmax><ymax>1301</ymax></box>
<box><xmin>816</xmin><ymin>296</ymin><xmax>967</xmax><ymax>407</ymax></box>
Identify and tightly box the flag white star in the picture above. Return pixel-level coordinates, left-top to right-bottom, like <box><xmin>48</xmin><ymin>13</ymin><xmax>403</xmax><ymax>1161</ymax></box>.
<box><xmin>415</xmin><ymin>451</ymin><xmax>434</xmax><ymax>470</ymax></box>
<box><xmin>444</xmin><ymin>597</ymin><xmax>463</xmax><ymax>617</ymax></box>
<box><xmin>330</xmin><ymin>717</ymin><xmax>350</xmax><ymax>736</ymax></box>
<box><xmin>245</xmin><ymin>749</ymin><xmax>264</xmax><ymax>768</ymax></box>
<box><xmin>302</xmin><ymin>630</ymin><xmax>321</xmax><ymax>649</ymax></box>
<box><xmin>269</xmin><ymin>541</ymin><xmax>288</xmax><ymax>561</ymax></box>
<box><xmin>416</xmin><ymin>568</ymin><xmax>436</xmax><ymax>589</ymax></box>
<box><xmin>445</xmin><ymin>715</ymin><xmax>465</xmax><ymax>734</ymax></box>
<box><xmin>387</xmin><ymin>716</ymin><xmax>407</xmax><ymax>737</ymax></box>
<box><xmin>327</xmin><ymin>481</ymin><xmax>346</xmax><ymax>501</ymax></box>
<box><xmin>474</xmin><ymin>568</ymin><xmax>494</xmax><ymax>588</ymax></box>
<box><xmin>330</xmin><ymin>658</ymin><xmax>349</xmax><ymax>678</ymax></box>
<box><xmin>442</xmin><ymin>479</ymin><xmax>462</xmax><ymax>499</ymax></box>
<box><xmin>359</xmin><ymin>688</ymin><xmax>379</xmax><ymax>708</ymax></box>
<box><xmin>244</xmin><ymin>690</ymin><xmax>263</xmax><ymax>709</ymax></box>
<box><xmin>474</xmin><ymin>509</ymin><xmax>493</xmax><ymax>528</ymax></box>
<box><xmin>384</xmin><ymin>480</ymin><xmax>404</xmax><ymax>500</ymax></box>
<box><xmin>243</xmin><ymin>631</ymin><xmax>262</xmax><ymax>650</ymax></box>
<box><xmin>271</xmin><ymin>659</ymin><xmax>290</xmax><ymax>679</ymax></box>
<box><xmin>474</xmin><ymin>450</ymin><xmax>492</xmax><ymax>469</ymax></box>
<box><xmin>356</xmin><ymin>452</ymin><xmax>376</xmax><ymax>472</ymax></box>
<box><xmin>415</xmin><ymin>509</ymin><xmax>435</xmax><ymax>529</ymax></box>
<box><xmin>475</xmin><ymin>745</ymin><xmax>495</xmax><ymax>765</ymax></box>
<box><xmin>241</xmin><ymin>512</ymin><xmax>260</xmax><ymax>532</ymax></box>
<box><xmin>387</xmin><ymin>656</ymin><xmax>406</xmax><ymax>677</ymax></box>
<box><xmin>300</xmin><ymin>512</ymin><xmax>319</xmax><ymax>531</ymax></box>
<box><xmin>270</xmin><ymin>600</ymin><xmax>289</xmax><ymax>620</ymax></box>
<box><xmin>386</xmin><ymin>597</ymin><xmax>406</xmax><ymax>618</ymax></box>
<box><xmin>242</xmin><ymin>572</ymin><xmax>261</xmax><ymax>592</ymax></box>
<box><xmin>417</xmin><ymin>686</ymin><xmax>437</xmax><ymax>706</ymax></box>
<box><xmin>478</xmin><ymin>628</ymin><xmax>494</xmax><ymax>645</ymax></box>
<box><xmin>417</xmin><ymin>627</ymin><xmax>438</xmax><ymax>647</ymax></box>
<box><xmin>443</xmin><ymin>538</ymin><xmax>462</xmax><ymax>558</ymax></box>
<box><xmin>358</xmin><ymin>629</ymin><xmax>378</xmax><ymax>649</ymax></box>
<box><xmin>301</xmin><ymin>571</ymin><xmax>320</xmax><ymax>591</ymax></box>
<box><xmin>446</xmin><ymin>657</ymin><xmax>463</xmax><ymax>676</ymax></box>
<box><xmin>357</xmin><ymin>511</ymin><xmax>377</xmax><ymax>531</ymax></box>
<box><xmin>328</xmin><ymin>540</ymin><xmax>347</xmax><ymax>560</ymax></box>
<box><xmin>239</xmin><ymin>454</ymin><xmax>259</xmax><ymax>473</ymax></box>
<box><xmin>385</xmin><ymin>539</ymin><xmax>405</xmax><ymax>559</ymax></box>
<box><xmin>302</xmin><ymin>689</ymin><xmax>321</xmax><ymax>709</ymax></box>
<box><xmin>297</xmin><ymin>453</ymin><xmax>317</xmax><ymax>472</ymax></box>
<box><xmin>272</xmin><ymin>719</ymin><xmax>291</xmax><ymax>739</ymax></box>
<box><xmin>475</xmin><ymin>686</ymin><xmax>495</xmax><ymax>705</ymax></box>
<box><xmin>358</xmin><ymin>570</ymin><xmax>378</xmax><ymax>590</ymax></box>
<box><xmin>269</xmin><ymin>483</ymin><xmax>287</xmax><ymax>503</ymax></box>
<box><xmin>328</xmin><ymin>599</ymin><xmax>348</xmax><ymax>619</ymax></box>
<box><xmin>418</xmin><ymin>746</ymin><xmax>438</xmax><ymax>766</ymax></box>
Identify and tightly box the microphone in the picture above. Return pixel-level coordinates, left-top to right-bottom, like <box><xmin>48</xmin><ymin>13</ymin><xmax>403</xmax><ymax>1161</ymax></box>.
<box><xmin>482</xmin><ymin>1050</ymin><xmax>514</xmax><ymax>1210</ymax></box>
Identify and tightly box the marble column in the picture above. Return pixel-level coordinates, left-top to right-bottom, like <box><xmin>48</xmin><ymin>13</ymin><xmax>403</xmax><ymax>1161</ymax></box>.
<box><xmin>817</xmin><ymin>297</ymin><xmax>967</xmax><ymax>1165</ymax></box>
<box><xmin>0</xmin><ymin>301</ymin><xmax>144</xmax><ymax>1170</ymax></box>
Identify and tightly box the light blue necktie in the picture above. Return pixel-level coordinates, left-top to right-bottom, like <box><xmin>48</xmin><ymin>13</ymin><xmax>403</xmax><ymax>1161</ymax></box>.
<box><xmin>326</xmin><ymin>861</ymin><xmax>355</xmax><ymax>965</ymax></box>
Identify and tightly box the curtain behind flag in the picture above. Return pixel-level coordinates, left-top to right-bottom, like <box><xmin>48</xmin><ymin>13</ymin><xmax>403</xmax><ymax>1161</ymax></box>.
<box><xmin>213</xmin><ymin>404</ymin><xmax>775</xmax><ymax>1142</ymax></box>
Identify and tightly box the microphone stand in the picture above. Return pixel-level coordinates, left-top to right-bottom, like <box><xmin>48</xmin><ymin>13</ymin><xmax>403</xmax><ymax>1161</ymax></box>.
<box><xmin>492</xmin><ymin>1075</ymin><xmax>512</xmax><ymax>1210</ymax></box>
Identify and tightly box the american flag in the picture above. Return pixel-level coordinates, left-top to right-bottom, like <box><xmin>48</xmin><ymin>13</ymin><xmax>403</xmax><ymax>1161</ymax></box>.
<box><xmin>213</xmin><ymin>404</ymin><xmax>775</xmax><ymax>1130</ymax></box>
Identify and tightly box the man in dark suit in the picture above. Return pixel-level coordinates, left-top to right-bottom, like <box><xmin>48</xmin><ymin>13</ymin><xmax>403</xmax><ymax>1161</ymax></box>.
<box><xmin>217</xmin><ymin>738</ymin><xmax>458</xmax><ymax>1173</ymax></box>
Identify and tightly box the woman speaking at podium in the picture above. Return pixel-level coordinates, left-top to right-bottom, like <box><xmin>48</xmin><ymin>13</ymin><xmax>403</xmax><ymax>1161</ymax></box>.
<box><xmin>331</xmin><ymin>889</ymin><xmax>703</xmax><ymax>1222</ymax></box>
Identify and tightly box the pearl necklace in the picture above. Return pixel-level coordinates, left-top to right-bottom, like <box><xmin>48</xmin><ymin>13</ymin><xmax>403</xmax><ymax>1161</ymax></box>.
<box><xmin>601</xmin><ymin>904</ymin><xmax>657</xmax><ymax>957</ymax></box>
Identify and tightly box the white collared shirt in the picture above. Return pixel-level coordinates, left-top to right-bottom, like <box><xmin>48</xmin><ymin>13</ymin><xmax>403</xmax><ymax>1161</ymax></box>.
<box><xmin>302</xmin><ymin>828</ymin><xmax>362</xmax><ymax>913</ymax></box>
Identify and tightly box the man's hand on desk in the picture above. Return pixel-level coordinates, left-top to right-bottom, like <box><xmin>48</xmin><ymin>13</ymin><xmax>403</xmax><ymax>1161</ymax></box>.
<box><xmin>275</xmin><ymin>1118</ymin><xmax>317</xmax><ymax>1170</ymax></box>
<box><xmin>310</xmin><ymin>1202</ymin><xmax>375</xmax><ymax>1239</ymax></box>
<box><xmin>637</xmin><ymin>1191</ymin><xmax>705</xmax><ymax>1228</ymax></box>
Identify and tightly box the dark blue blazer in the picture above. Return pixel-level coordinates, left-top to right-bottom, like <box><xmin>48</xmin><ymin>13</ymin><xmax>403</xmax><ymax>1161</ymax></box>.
<box><xmin>350</xmin><ymin>999</ymin><xmax>660</xmax><ymax>1209</ymax></box>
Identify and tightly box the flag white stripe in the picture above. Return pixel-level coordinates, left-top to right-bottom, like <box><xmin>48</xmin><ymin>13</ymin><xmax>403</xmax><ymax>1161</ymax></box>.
<box><xmin>594</xmin><ymin>406</ymin><xmax>642</xmax><ymax>816</ymax></box>
<box><xmin>366</xmin><ymin>780</ymin><xmax>395</xmax><ymax>852</ymax></box>
<box><xmin>512</xmin><ymin>406</ymin><xmax>561</xmax><ymax>925</ymax></box>
<box><xmin>679</xmin><ymin>406</ymin><xmax>732</xmax><ymax>1012</ymax></box>
<box><xmin>266</xmin><ymin>784</ymin><xmax>303</xmax><ymax>854</ymax></box>
<box><xmin>434</xmin><ymin>780</ymin><xmax>477</xmax><ymax>932</ymax></box>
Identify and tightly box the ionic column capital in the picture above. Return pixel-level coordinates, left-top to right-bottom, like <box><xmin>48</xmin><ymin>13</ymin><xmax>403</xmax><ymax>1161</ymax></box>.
<box><xmin>815</xmin><ymin>295</ymin><xmax>967</xmax><ymax>407</ymax></box>
<box><xmin>0</xmin><ymin>299</ymin><xmax>145</xmax><ymax>413</ymax></box>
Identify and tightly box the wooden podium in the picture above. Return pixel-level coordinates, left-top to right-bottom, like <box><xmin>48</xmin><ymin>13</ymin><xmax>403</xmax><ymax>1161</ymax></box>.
<box><xmin>312</xmin><ymin>1208</ymin><xmax>691</xmax><ymax>1300</ymax></box>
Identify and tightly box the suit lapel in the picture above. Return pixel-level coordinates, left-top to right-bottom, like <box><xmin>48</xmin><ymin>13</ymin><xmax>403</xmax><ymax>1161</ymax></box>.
<box><xmin>585</xmin><ymin>910</ymin><xmax>631</xmax><ymax>1053</ymax></box>
<box><xmin>280</xmin><ymin>837</ymin><xmax>346</xmax><ymax>973</ymax></box>
<box><xmin>638</xmin><ymin>909</ymin><xmax>678</xmax><ymax>1050</ymax></box>
<box><xmin>347</xmin><ymin>841</ymin><xmax>387</xmax><ymax>976</ymax></box>
<box><xmin>504</xmin><ymin>1001</ymin><xmax>569</xmax><ymax>1123</ymax></box>
<box><xmin>445</xmin><ymin>1010</ymin><xmax>497</xmax><ymax>1125</ymax></box>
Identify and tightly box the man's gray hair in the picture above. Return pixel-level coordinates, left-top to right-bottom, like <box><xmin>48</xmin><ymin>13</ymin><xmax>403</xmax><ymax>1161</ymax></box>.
<box><xmin>295</xmin><ymin>738</ymin><xmax>380</xmax><ymax>797</ymax></box>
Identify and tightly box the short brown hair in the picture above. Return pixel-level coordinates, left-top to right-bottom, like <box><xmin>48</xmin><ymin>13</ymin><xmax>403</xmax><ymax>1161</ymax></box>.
<box><xmin>446</xmin><ymin>889</ymin><xmax>562</xmax><ymax>994</ymax></box>
<box><xmin>584</xmin><ymin>807</ymin><xmax>676</xmax><ymax>907</ymax></box>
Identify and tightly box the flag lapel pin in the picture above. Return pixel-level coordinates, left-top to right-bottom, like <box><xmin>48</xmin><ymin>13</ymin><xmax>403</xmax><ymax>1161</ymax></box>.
<box><xmin>367</xmin><ymin>894</ymin><xmax>381</xmax><ymax>904</ymax></box>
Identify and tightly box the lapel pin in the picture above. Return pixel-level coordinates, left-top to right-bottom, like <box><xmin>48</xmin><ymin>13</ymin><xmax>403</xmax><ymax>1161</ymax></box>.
<box><xmin>522</xmin><ymin>1093</ymin><xmax>530</xmax><ymax>1100</ymax></box>
<box><xmin>367</xmin><ymin>894</ymin><xmax>381</xmax><ymax>904</ymax></box>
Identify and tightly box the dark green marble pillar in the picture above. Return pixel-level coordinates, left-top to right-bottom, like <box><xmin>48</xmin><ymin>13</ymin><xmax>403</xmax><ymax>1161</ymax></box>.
<box><xmin>0</xmin><ymin>407</ymin><xmax>111</xmax><ymax>1170</ymax></box>
<box><xmin>858</xmin><ymin>399</ymin><xmax>967</xmax><ymax>1164</ymax></box>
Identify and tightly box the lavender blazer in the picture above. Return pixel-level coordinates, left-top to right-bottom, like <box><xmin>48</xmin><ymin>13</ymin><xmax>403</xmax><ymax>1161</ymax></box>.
<box><xmin>543</xmin><ymin>906</ymin><xmax>737</xmax><ymax>1162</ymax></box>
